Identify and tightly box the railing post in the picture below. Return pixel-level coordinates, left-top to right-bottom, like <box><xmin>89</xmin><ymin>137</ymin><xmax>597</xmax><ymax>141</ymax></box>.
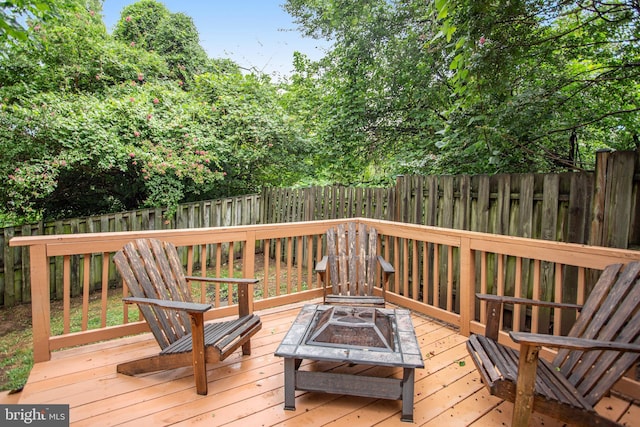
<box><xmin>30</xmin><ymin>243</ymin><xmax>51</xmax><ymax>362</ymax></box>
<box><xmin>459</xmin><ymin>237</ymin><xmax>474</xmax><ymax>336</ymax></box>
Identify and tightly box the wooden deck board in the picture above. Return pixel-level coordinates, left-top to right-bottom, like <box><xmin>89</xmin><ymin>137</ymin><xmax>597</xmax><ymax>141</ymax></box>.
<box><xmin>4</xmin><ymin>301</ymin><xmax>639</xmax><ymax>426</ymax></box>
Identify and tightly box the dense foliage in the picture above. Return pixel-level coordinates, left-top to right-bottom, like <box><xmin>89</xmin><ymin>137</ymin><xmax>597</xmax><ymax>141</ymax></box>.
<box><xmin>285</xmin><ymin>0</ymin><xmax>639</xmax><ymax>177</ymax></box>
<box><xmin>429</xmin><ymin>0</ymin><xmax>640</xmax><ymax>172</ymax></box>
<box><xmin>0</xmin><ymin>0</ymin><xmax>637</xmax><ymax>225</ymax></box>
<box><xmin>0</xmin><ymin>0</ymin><xmax>312</xmax><ymax>224</ymax></box>
<box><xmin>0</xmin><ymin>0</ymin><xmax>59</xmax><ymax>43</ymax></box>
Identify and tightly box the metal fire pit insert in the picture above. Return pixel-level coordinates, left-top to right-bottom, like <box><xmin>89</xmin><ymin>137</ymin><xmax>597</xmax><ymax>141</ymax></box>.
<box><xmin>275</xmin><ymin>304</ymin><xmax>424</xmax><ymax>422</ymax></box>
<box><xmin>306</xmin><ymin>306</ymin><xmax>395</xmax><ymax>351</ymax></box>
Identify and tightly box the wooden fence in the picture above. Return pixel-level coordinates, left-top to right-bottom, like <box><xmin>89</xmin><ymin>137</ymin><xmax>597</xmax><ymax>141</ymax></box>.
<box><xmin>0</xmin><ymin>195</ymin><xmax>260</xmax><ymax>306</ymax></box>
<box><xmin>263</xmin><ymin>149</ymin><xmax>639</xmax><ymax>248</ymax></box>
<box><xmin>1</xmin><ymin>149</ymin><xmax>638</xmax><ymax>307</ymax></box>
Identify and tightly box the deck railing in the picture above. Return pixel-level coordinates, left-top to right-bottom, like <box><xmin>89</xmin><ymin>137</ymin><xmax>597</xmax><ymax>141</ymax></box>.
<box><xmin>10</xmin><ymin>218</ymin><xmax>640</xmax><ymax>371</ymax></box>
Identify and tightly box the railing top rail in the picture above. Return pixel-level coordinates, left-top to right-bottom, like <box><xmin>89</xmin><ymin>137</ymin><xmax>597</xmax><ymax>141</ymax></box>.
<box><xmin>8</xmin><ymin>218</ymin><xmax>349</xmax><ymax>249</ymax></box>
<box><xmin>10</xmin><ymin>217</ymin><xmax>640</xmax><ymax>269</ymax></box>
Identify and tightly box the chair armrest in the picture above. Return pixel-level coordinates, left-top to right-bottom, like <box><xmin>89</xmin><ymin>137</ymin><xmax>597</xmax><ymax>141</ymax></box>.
<box><xmin>478</xmin><ymin>293</ymin><xmax>582</xmax><ymax>341</ymax></box>
<box><xmin>185</xmin><ymin>276</ymin><xmax>259</xmax><ymax>316</ymax></box>
<box><xmin>185</xmin><ymin>276</ymin><xmax>257</xmax><ymax>317</ymax></box>
<box><xmin>509</xmin><ymin>331</ymin><xmax>640</xmax><ymax>353</ymax></box>
<box><xmin>185</xmin><ymin>276</ymin><xmax>259</xmax><ymax>285</ymax></box>
<box><xmin>377</xmin><ymin>256</ymin><xmax>395</xmax><ymax>274</ymax></box>
<box><xmin>315</xmin><ymin>256</ymin><xmax>328</xmax><ymax>273</ymax></box>
<box><xmin>123</xmin><ymin>296</ymin><xmax>211</xmax><ymax>314</ymax></box>
<box><xmin>476</xmin><ymin>293</ymin><xmax>582</xmax><ymax>311</ymax></box>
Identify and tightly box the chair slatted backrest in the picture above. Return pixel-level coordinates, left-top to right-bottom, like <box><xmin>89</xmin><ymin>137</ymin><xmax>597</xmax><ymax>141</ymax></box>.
<box><xmin>553</xmin><ymin>262</ymin><xmax>640</xmax><ymax>406</ymax></box>
<box><xmin>326</xmin><ymin>222</ymin><xmax>378</xmax><ymax>297</ymax></box>
<box><xmin>114</xmin><ymin>239</ymin><xmax>193</xmax><ymax>350</ymax></box>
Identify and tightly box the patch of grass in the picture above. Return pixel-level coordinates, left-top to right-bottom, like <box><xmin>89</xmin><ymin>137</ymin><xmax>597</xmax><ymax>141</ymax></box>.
<box><xmin>0</xmin><ymin>301</ymin><xmax>34</xmax><ymax>392</ymax></box>
<box><xmin>0</xmin><ymin>259</ymin><xmax>313</xmax><ymax>392</ymax></box>
<box><xmin>0</xmin><ymin>333</ymin><xmax>33</xmax><ymax>392</ymax></box>
<box><xmin>0</xmin><ymin>288</ymin><xmax>128</xmax><ymax>392</ymax></box>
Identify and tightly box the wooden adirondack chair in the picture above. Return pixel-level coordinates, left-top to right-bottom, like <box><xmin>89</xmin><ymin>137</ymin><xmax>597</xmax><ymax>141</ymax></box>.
<box><xmin>467</xmin><ymin>261</ymin><xmax>640</xmax><ymax>426</ymax></box>
<box><xmin>315</xmin><ymin>222</ymin><xmax>394</xmax><ymax>306</ymax></box>
<box><xmin>113</xmin><ymin>238</ymin><xmax>262</xmax><ymax>395</ymax></box>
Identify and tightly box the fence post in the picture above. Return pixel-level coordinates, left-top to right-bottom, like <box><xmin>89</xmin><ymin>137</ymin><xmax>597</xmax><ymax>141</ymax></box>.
<box><xmin>589</xmin><ymin>149</ymin><xmax>636</xmax><ymax>249</ymax></box>
<box><xmin>394</xmin><ymin>175</ymin><xmax>403</xmax><ymax>222</ymax></box>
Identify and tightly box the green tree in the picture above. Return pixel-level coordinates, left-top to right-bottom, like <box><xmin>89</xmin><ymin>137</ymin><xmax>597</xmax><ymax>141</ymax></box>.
<box><xmin>155</xmin><ymin>12</ymin><xmax>208</xmax><ymax>84</ymax></box>
<box><xmin>194</xmin><ymin>71</ymin><xmax>313</xmax><ymax>196</ymax></box>
<box><xmin>0</xmin><ymin>1</ymin><xmax>169</xmax><ymax>99</ymax></box>
<box><xmin>278</xmin><ymin>52</ymin><xmax>326</xmax><ymax>184</ymax></box>
<box><xmin>112</xmin><ymin>0</ymin><xmax>208</xmax><ymax>86</ymax></box>
<box><xmin>111</xmin><ymin>0</ymin><xmax>169</xmax><ymax>50</ymax></box>
<box><xmin>0</xmin><ymin>82</ymin><xmax>225</xmax><ymax>220</ymax></box>
<box><xmin>0</xmin><ymin>1</ymin><xmax>312</xmax><ymax>224</ymax></box>
<box><xmin>287</xmin><ymin>0</ymin><xmax>639</xmax><ymax>178</ymax></box>
<box><xmin>0</xmin><ymin>0</ymin><xmax>58</xmax><ymax>43</ymax></box>
<box><xmin>430</xmin><ymin>0</ymin><xmax>640</xmax><ymax>172</ymax></box>
<box><xmin>285</xmin><ymin>0</ymin><xmax>449</xmax><ymax>183</ymax></box>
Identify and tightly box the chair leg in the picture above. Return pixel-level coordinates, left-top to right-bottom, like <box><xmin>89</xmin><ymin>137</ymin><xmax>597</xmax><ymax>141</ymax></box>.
<box><xmin>319</xmin><ymin>271</ymin><xmax>328</xmax><ymax>304</ymax></box>
<box><xmin>512</xmin><ymin>343</ymin><xmax>539</xmax><ymax>427</ymax></box>
<box><xmin>242</xmin><ymin>340</ymin><xmax>251</xmax><ymax>355</ymax></box>
<box><xmin>190</xmin><ymin>313</ymin><xmax>208</xmax><ymax>395</ymax></box>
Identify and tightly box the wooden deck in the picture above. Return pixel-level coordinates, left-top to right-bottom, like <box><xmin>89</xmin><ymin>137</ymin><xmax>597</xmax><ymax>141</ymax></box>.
<box><xmin>4</xmin><ymin>300</ymin><xmax>639</xmax><ymax>426</ymax></box>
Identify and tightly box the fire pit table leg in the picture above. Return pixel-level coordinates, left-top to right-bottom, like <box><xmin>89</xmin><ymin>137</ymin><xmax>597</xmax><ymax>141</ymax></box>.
<box><xmin>401</xmin><ymin>367</ymin><xmax>416</xmax><ymax>422</ymax></box>
<box><xmin>283</xmin><ymin>358</ymin><xmax>298</xmax><ymax>411</ymax></box>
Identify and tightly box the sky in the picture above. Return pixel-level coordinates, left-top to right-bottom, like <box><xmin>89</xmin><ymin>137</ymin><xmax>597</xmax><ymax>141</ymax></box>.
<box><xmin>101</xmin><ymin>0</ymin><xmax>330</xmax><ymax>79</ymax></box>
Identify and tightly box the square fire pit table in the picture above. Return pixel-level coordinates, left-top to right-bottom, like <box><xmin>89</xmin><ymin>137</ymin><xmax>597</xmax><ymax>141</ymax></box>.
<box><xmin>275</xmin><ymin>304</ymin><xmax>424</xmax><ymax>422</ymax></box>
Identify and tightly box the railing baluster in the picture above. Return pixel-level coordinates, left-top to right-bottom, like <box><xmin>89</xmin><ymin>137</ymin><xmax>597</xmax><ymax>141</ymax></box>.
<box><xmin>275</xmin><ymin>238</ymin><xmax>282</xmax><ymax>296</ymax></box>
<box><xmin>286</xmin><ymin>237</ymin><xmax>293</xmax><ymax>294</ymax></box>
<box><xmin>412</xmin><ymin>239</ymin><xmax>419</xmax><ymax>301</ymax></box>
<box><xmin>497</xmin><ymin>254</ymin><xmax>505</xmax><ymax>332</ymax></box>
<box><xmin>199</xmin><ymin>245</ymin><xmax>207</xmax><ymax>303</ymax></box>
<box><xmin>531</xmin><ymin>259</ymin><xmax>541</xmax><ymax>333</ymax></box>
<box><xmin>215</xmin><ymin>243</ymin><xmax>222</xmax><ymax>307</ymax></box>
<box><xmin>186</xmin><ymin>246</ymin><xmax>194</xmax><ymax>276</ymax></box>
<box><xmin>101</xmin><ymin>252</ymin><xmax>109</xmax><ymax>328</ymax></box>
<box><xmin>577</xmin><ymin>266</ymin><xmax>585</xmax><ymax>305</ymax></box>
<box><xmin>82</xmin><ymin>254</ymin><xmax>90</xmax><ymax>331</ymax></box>
<box><xmin>63</xmin><ymin>255</ymin><xmax>71</xmax><ymax>334</ymax></box>
<box><xmin>306</xmin><ymin>236</ymin><xmax>314</xmax><ymax>290</ymax></box>
<box><xmin>315</xmin><ymin>235</ymin><xmax>323</xmax><ymax>290</ymax></box>
<box><xmin>263</xmin><ymin>242</ymin><xmax>270</xmax><ymax>297</ymax></box>
<box><xmin>553</xmin><ymin>265</ymin><xmax>563</xmax><ymax>336</ymax></box>
<box><xmin>422</xmin><ymin>241</ymin><xmax>429</xmax><ymax>305</ymax></box>
<box><xmin>513</xmin><ymin>256</ymin><xmax>523</xmax><ymax>332</ymax></box>
<box><xmin>447</xmin><ymin>245</ymin><xmax>454</xmax><ymax>312</ymax></box>
<box><xmin>480</xmin><ymin>251</ymin><xmax>487</xmax><ymax>322</ymax></box>
<box><xmin>433</xmin><ymin>243</ymin><xmax>440</xmax><ymax>309</ymax></box>
<box><xmin>297</xmin><ymin>237</ymin><xmax>303</xmax><ymax>291</ymax></box>
<box><xmin>227</xmin><ymin>241</ymin><xmax>234</xmax><ymax>306</ymax></box>
<box><xmin>403</xmin><ymin>237</ymin><xmax>409</xmax><ymax>297</ymax></box>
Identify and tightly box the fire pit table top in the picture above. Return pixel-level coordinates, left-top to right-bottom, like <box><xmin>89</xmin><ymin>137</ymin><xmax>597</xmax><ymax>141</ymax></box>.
<box><xmin>275</xmin><ymin>304</ymin><xmax>424</xmax><ymax>369</ymax></box>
